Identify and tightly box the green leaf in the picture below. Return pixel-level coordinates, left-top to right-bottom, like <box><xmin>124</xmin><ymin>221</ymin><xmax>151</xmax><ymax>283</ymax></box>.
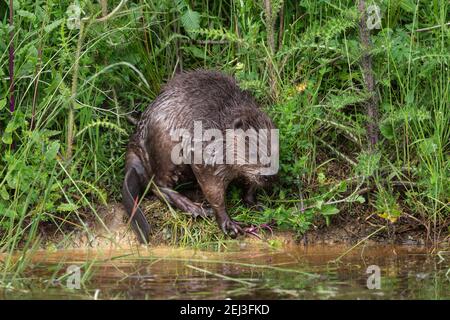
<box><xmin>380</xmin><ymin>121</ymin><xmax>395</xmax><ymax>140</ymax></box>
<box><xmin>399</xmin><ymin>0</ymin><xmax>416</xmax><ymax>13</ymax></box>
<box><xmin>0</xmin><ymin>204</ymin><xmax>16</xmax><ymax>218</ymax></box>
<box><xmin>0</xmin><ymin>186</ymin><xmax>9</xmax><ymax>201</ymax></box>
<box><xmin>321</xmin><ymin>205</ymin><xmax>340</xmax><ymax>216</ymax></box>
<box><xmin>0</xmin><ymin>98</ymin><xmax>6</xmax><ymax>110</ymax></box>
<box><xmin>5</xmin><ymin>209</ymin><xmax>16</xmax><ymax>219</ymax></box>
<box><xmin>2</xmin><ymin>132</ymin><xmax>12</xmax><ymax>145</ymax></box>
<box><xmin>315</xmin><ymin>200</ymin><xmax>324</xmax><ymax>210</ymax></box>
<box><xmin>318</xmin><ymin>172</ymin><xmax>326</xmax><ymax>185</ymax></box>
<box><xmin>57</xmin><ymin>203</ymin><xmax>79</xmax><ymax>212</ymax></box>
<box><xmin>181</xmin><ymin>9</ymin><xmax>200</xmax><ymax>31</ymax></box>
<box><xmin>45</xmin><ymin>141</ymin><xmax>60</xmax><ymax>162</ymax></box>
<box><xmin>17</xmin><ymin>10</ymin><xmax>36</xmax><ymax>22</ymax></box>
<box><xmin>356</xmin><ymin>151</ymin><xmax>381</xmax><ymax>177</ymax></box>
<box><xmin>183</xmin><ymin>46</ymin><xmax>207</xmax><ymax>59</ymax></box>
<box><xmin>419</xmin><ymin>138</ymin><xmax>437</xmax><ymax>155</ymax></box>
<box><xmin>44</xmin><ymin>18</ymin><xmax>64</xmax><ymax>33</ymax></box>
<box><xmin>337</xmin><ymin>181</ymin><xmax>348</xmax><ymax>193</ymax></box>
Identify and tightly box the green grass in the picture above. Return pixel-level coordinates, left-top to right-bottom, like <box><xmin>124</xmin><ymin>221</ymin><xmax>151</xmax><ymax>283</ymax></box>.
<box><xmin>0</xmin><ymin>0</ymin><xmax>448</xmax><ymax>264</ymax></box>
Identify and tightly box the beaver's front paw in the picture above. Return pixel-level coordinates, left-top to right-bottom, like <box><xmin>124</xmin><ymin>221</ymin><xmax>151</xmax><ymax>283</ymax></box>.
<box><xmin>219</xmin><ymin>218</ymin><xmax>245</xmax><ymax>239</ymax></box>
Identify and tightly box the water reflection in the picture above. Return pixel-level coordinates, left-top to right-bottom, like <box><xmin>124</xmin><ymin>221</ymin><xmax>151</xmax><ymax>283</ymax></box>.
<box><xmin>1</xmin><ymin>244</ymin><xmax>449</xmax><ymax>299</ymax></box>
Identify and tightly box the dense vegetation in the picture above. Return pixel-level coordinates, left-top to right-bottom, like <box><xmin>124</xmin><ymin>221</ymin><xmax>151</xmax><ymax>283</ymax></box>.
<box><xmin>0</xmin><ymin>0</ymin><xmax>448</xmax><ymax>250</ymax></box>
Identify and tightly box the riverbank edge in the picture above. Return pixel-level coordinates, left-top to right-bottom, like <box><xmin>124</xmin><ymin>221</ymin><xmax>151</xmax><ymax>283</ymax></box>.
<box><xmin>30</xmin><ymin>201</ymin><xmax>448</xmax><ymax>252</ymax></box>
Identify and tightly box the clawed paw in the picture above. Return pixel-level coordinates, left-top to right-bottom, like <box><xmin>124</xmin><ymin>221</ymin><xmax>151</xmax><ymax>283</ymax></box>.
<box><xmin>187</xmin><ymin>204</ymin><xmax>214</xmax><ymax>219</ymax></box>
<box><xmin>220</xmin><ymin>218</ymin><xmax>245</xmax><ymax>239</ymax></box>
<box><xmin>200</xmin><ymin>206</ymin><xmax>215</xmax><ymax>218</ymax></box>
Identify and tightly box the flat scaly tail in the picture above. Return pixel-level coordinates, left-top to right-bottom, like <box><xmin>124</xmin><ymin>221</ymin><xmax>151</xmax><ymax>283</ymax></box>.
<box><xmin>122</xmin><ymin>164</ymin><xmax>151</xmax><ymax>244</ymax></box>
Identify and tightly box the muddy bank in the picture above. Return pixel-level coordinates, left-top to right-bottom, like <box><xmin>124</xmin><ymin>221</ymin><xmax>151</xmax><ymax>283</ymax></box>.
<box><xmin>40</xmin><ymin>201</ymin><xmax>449</xmax><ymax>250</ymax></box>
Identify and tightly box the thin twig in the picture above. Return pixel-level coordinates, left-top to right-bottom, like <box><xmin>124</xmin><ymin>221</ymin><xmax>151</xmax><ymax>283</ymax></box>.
<box><xmin>316</xmin><ymin>136</ymin><xmax>357</xmax><ymax>166</ymax></box>
<box><xmin>301</xmin><ymin>180</ymin><xmax>366</xmax><ymax>211</ymax></box>
<box><xmin>186</xmin><ymin>264</ymin><xmax>253</xmax><ymax>286</ymax></box>
<box><xmin>332</xmin><ymin>226</ymin><xmax>387</xmax><ymax>263</ymax></box>
<box><xmin>125</xmin><ymin>115</ymin><xmax>138</xmax><ymax>125</ymax></box>
<box><xmin>66</xmin><ymin>22</ymin><xmax>86</xmax><ymax>160</ymax></box>
<box><xmin>277</xmin><ymin>2</ymin><xmax>284</xmax><ymax>51</ymax></box>
<box><xmin>416</xmin><ymin>22</ymin><xmax>450</xmax><ymax>33</ymax></box>
<box><xmin>8</xmin><ymin>0</ymin><xmax>15</xmax><ymax>113</ymax></box>
<box><xmin>81</xmin><ymin>0</ymin><xmax>127</xmax><ymax>23</ymax></box>
<box><xmin>100</xmin><ymin>0</ymin><xmax>108</xmax><ymax>18</ymax></box>
<box><xmin>358</xmin><ymin>0</ymin><xmax>379</xmax><ymax>149</ymax></box>
<box><xmin>31</xmin><ymin>45</ymin><xmax>43</xmax><ymax>130</ymax></box>
<box><xmin>180</xmin><ymin>39</ymin><xmax>229</xmax><ymax>45</ymax></box>
<box><xmin>263</xmin><ymin>0</ymin><xmax>278</xmax><ymax>100</ymax></box>
<box><xmin>95</xmin><ymin>0</ymin><xmax>127</xmax><ymax>22</ymax></box>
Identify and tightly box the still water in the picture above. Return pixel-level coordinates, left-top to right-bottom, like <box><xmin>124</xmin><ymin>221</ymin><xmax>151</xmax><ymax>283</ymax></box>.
<box><xmin>1</xmin><ymin>243</ymin><xmax>449</xmax><ymax>299</ymax></box>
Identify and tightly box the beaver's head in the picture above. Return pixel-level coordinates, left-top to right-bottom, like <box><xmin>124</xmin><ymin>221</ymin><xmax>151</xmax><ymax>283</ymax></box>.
<box><xmin>228</xmin><ymin>109</ymin><xmax>279</xmax><ymax>188</ymax></box>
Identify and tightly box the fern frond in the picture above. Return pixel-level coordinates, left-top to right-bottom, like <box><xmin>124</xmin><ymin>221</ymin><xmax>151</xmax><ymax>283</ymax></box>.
<box><xmin>326</xmin><ymin>92</ymin><xmax>369</xmax><ymax>111</ymax></box>
<box><xmin>75</xmin><ymin>120</ymin><xmax>127</xmax><ymax>138</ymax></box>
<box><xmin>190</xmin><ymin>28</ymin><xmax>242</xmax><ymax>44</ymax></box>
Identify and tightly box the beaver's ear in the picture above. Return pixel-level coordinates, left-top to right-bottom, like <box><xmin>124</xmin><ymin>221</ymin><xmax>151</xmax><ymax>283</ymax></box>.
<box><xmin>232</xmin><ymin>117</ymin><xmax>247</xmax><ymax>130</ymax></box>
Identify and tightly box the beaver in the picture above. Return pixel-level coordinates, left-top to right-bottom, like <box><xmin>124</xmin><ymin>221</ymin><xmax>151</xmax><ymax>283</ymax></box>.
<box><xmin>122</xmin><ymin>70</ymin><xmax>278</xmax><ymax>243</ymax></box>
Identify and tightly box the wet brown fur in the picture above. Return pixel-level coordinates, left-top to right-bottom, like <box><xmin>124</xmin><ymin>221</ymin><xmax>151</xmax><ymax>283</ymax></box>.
<box><xmin>122</xmin><ymin>70</ymin><xmax>276</xmax><ymax>243</ymax></box>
